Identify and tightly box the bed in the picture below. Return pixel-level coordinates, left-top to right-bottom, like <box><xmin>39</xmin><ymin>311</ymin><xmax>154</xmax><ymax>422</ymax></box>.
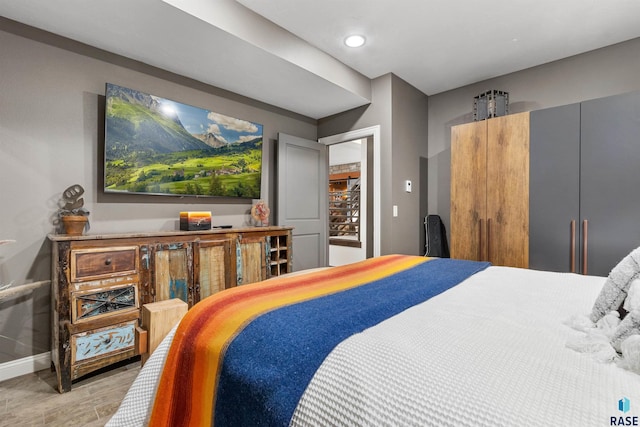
<box><xmin>107</xmin><ymin>254</ymin><xmax>640</xmax><ymax>427</ymax></box>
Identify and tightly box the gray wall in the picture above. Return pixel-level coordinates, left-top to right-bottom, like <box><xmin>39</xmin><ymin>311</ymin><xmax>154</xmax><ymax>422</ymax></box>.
<box><xmin>0</xmin><ymin>20</ymin><xmax>316</xmax><ymax>363</ymax></box>
<box><xmin>319</xmin><ymin>74</ymin><xmax>429</xmax><ymax>256</ymax></box>
<box><xmin>428</xmin><ymin>37</ymin><xmax>640</xmax><ymax>236</ymax></box>
<box><xmin>391</xmin><ymin>76</ymin><xmax>429</xmax><ymax>255</ymax></box>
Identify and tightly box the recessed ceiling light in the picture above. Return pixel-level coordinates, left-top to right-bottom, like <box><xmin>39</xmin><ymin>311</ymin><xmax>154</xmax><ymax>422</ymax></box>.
<box><xmin>344</xmin><ymin>34</ymin><xmax>366</xmax><ymax>48</ymax></box>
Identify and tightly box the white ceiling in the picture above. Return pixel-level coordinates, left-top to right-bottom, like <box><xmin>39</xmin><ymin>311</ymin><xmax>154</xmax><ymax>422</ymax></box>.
<box><xmin>238</xmin><ymin>0</ymin><xmax>640</xmax><ymax>95</ymax></box>
<box><xmin>2</xmin><ymin>0</ymin><xmax>640</xmax><ymax>119</ymax></box>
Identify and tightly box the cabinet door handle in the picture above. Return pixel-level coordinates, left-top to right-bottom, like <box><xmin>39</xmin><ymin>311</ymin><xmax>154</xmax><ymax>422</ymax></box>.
<box><xmin>582</xmin><ymin>219</ymin><xmax>588</xmax><ymax>275</ymax></box>
<box><xmin>478</xmin><ymin>219</ymin><xmax>483</xmax><ymax>261</ymax></box>
<box><xmin>487</xmin><ymin>218</ymin><xmax>492</xmax><ymax>263</ymax></box>
<box><xmin>570</xmin><ymin>220</ymin><xmax>576</xmax><ymax>273</ymax></box>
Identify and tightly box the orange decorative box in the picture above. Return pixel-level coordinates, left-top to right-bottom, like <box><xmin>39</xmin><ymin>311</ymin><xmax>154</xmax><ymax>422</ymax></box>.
<box><xmin>179</xmin><ymin>211</ymin><xmax>212</xmax><ymax>231</ymax></box>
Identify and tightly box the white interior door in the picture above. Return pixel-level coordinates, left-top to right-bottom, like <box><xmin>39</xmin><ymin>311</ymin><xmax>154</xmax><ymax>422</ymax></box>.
<box><xmin>277</xmin><ymin>133</ymin><xmax>328</xmax><ymax>270</ymax></box>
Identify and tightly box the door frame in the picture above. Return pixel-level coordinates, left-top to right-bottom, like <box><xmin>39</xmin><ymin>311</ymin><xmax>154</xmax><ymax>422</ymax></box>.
<box><xmin>319</xmin><ymin>125</ymin><xmax>381</xmax><ymax>257</ymax></box>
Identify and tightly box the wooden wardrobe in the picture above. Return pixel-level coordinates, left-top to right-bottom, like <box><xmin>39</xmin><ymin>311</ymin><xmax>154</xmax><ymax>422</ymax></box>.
<box><xmin>450</xmin><ymin>112</ymin><xmax>530</xmax><ymax>268</ymax></box>
<box><xmin>451</xmin><ymin>90</ymin><xmax>640</xmax><ymax>274</ymax></box>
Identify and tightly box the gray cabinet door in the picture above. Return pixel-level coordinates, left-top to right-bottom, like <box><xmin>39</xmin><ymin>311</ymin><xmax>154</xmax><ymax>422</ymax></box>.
<box><xmin>529</xmin><ymin>103</ymin><xmax>581</xmax><ymax>272</ymax></box>
<box><xmin>580</xmin><ymin>90</ymin><xmax>640</xmax><ymax>277</ymax></box>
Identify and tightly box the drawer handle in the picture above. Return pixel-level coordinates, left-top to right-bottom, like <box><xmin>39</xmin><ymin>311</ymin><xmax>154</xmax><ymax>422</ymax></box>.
<box><xmin>104</xmin><ymin>337</ymin><xmax>111</xmax><ymax>344</ymax></box>
<box><xmin>105</xmin><ymin>258</ymin><xmax>112</xmax><ymax>266</ymax></box>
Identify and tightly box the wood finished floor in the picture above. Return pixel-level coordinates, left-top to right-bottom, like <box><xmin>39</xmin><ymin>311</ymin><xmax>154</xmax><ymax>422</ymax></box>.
<box><xmin>0</xmin><ymin>359</ymin><xmax>140</xmax><ymax>427</ymax></box>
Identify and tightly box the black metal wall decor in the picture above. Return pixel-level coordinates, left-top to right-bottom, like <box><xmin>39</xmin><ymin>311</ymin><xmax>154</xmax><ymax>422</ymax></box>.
<box><xmin>474</xmin><ymin>90</ymin><xmax>509</xmax><ymax>121</ymax></box>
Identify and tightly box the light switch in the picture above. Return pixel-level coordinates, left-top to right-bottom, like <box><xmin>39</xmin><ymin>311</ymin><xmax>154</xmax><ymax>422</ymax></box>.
<box><xmin>393</xmin><ymin>205</ymin><xmax>398</xmax><ymax>217</ymax></box>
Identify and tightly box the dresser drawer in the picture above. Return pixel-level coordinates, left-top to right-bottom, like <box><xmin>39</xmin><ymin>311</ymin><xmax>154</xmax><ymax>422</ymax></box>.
<box><xmin>71</xmin><ymin>321</ymin><xmax>137</xmax><ymax>364</ymax></box>
<box><xmin>71</xmin><ymin>246</ymin><xmax>138</xmax><ymax>281</ymax></box>
<box><xmin>71</xmin><ymin>283</ymin><xmax>138</xmax><ymax>323</ymax></box>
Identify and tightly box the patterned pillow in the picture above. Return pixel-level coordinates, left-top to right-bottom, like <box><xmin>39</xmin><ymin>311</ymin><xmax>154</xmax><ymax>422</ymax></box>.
<box><xmin>590</xmin><ymin>247</ymin><xmax>640</xmax><ymax>323</ymax></box>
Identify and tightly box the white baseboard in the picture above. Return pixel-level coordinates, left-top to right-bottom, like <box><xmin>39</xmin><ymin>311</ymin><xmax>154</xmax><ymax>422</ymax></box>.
<box><xmin>0</xmin><ymin>352</ymin><xmax>51</xmax><ymax>383</ymax></box>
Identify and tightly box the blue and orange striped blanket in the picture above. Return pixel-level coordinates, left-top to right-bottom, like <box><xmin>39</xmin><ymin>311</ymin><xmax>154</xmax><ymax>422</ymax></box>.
<box><xmin>150</xmin><ymin>255</ymin><xmax>489</xmax><ymax>426</ymax></box>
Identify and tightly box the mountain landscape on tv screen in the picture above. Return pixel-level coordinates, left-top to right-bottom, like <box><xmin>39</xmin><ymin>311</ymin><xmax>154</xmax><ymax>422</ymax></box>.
<box><xmin>104</xmin><ymin>83</ymin><xmax>263</xmax><ymax>198</ymax></box>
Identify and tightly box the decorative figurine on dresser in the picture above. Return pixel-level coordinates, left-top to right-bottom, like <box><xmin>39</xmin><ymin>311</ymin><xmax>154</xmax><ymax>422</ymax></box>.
<box><xmin>48</xmin><ymin>226</ymin><xmax>293</xmax><ymax>392</ymax></box>
<box><xmin>55</xmin><ymin>184</ymin><xmax>90</xmax><ymax>236</ymax></box>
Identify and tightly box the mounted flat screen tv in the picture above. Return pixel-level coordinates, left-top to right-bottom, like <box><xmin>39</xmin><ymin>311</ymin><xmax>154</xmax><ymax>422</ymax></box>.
<box><xmin>104</xmin><ymin>83</ymin><xmax>263</xmax><ymax>198</ymax></box>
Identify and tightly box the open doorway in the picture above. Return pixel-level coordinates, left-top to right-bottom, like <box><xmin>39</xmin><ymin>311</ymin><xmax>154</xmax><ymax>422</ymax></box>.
<box><xmin>328</xmin><ymin>139</ymin><xmax>367</xmax><ymax>266</ymax></box>
<box><xmin>320</xmin><ymin>125</ymin><xmax>381</xmax><ymax>265</ymax></box>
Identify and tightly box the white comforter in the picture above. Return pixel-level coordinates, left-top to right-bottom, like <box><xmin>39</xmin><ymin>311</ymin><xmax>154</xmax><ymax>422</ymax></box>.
<box><xmin>109</xmin><ymin>266</ymin><xmax>640</xmax><ymax>426</ymax></box>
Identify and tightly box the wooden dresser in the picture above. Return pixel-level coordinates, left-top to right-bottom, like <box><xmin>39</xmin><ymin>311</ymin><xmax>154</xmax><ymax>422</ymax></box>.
<box><xmin>48</xmin><ymin>226</ymin><xmax>293</xmax><ymax>392</ymax></box>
